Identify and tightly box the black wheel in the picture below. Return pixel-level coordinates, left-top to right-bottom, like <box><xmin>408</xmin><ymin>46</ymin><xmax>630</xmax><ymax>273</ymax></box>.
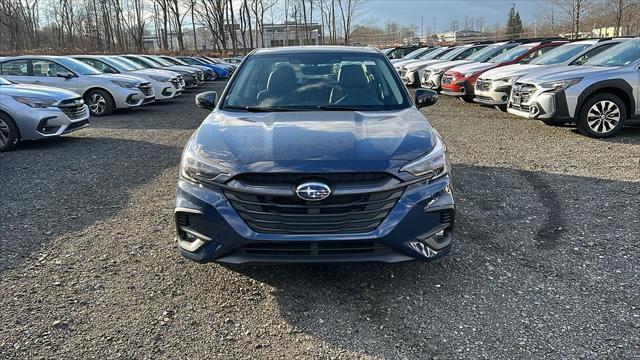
<box><xmin>84</xmin><ymin>89</ymin><xmax>115</xmax><ymax>116</ymax></box>
<box><xmin>495</xmin><ymin>105</ymin><xmax>508</xmax><ymax>112</ymax></box>
<box><xmin>577</xmin><ymin>93</ymin><xmax>626</xmax><ymax>138</ymax></box>
<box><xmin>0</xmin><ymin>113</ymin><xmax>20</xmax><ymax>152</ymax></box>
<box><xmin>462</xmin><ymin>96</ymin><xmax>475</xmax><ymax>103</ymax></box>
<box><xmin>211</xmin><ymin>71</ymin><xmax>218</xmax><ymax>81</ymax></box>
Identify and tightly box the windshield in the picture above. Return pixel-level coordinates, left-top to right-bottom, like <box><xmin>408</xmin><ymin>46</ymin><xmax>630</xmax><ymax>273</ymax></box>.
<box><xmin>171</xmin><ymin>57</ymin><xmax>191</xmax><ymax>66</ymax></box>
<box><xmin>222</xmin><ymin>52</ymin><xmax>410</xmax><ymax>111</ymax></box>
<box><xmin>106</xmin><ymin>57</ymin><xmax>138</xmax><ymax>71</ymax></box>
<box><xmin>530</xmin><ymin>43</ymin><xmax>592</xmax><ymax>65</ymax></box>
<box><xmin>403</xmin><ymin>48</ymin><xmax>431</xmax><ymax>60</ymax></box>
<box><xmin>159</xmin><ymin>57</ymin><xmax>180</xmax><ymax>65</ymax></box>
<box><xmin>57</xmin><ymin>58</ymin><xmax>102</xmax><ymax>75</ymax></box>
<box><xmin>124</xmin><ymin>56</ymin><xmax>156</xmax><ymax>68</ymax></box>
<box><xmin>489</xmin><ymin>45</ymin><xmax>534</xmax><ymax>63</ymax></box>
<box><xmin>196</xmin><ymin>57</ymin><xmax>213</xmax><ymax>64</ymax></box>
<box><xmin>467</xmin><ymin>44</ymin><xmax>511</xmax><ymax>62</ymax></box>
<box><xmin>146</xmin><ymin>56</ymin><xmax>173</xmax><ymax>67</ymax></box>
<box><xmin>585</xmin><ymin>38</ymin><xmax>640</xmax><ymax>67</ymax></box>
<box><xmin>427</xmin><ymin>47</ymin><xmax>455</xmax><ymax>60</ymax></box>
<box><xmin>0</xmin><ymin>77</ymin><xmax>12</xmax><ymax>85</ymax></box>
<box><xmin>112</xmin><ymin>56</ymin><xmax>145</xmax><ymax>70</ymax></box>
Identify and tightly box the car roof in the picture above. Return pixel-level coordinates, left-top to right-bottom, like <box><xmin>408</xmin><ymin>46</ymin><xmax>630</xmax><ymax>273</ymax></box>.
<box><xmin>253</xmin><ymin>46</ymin><xmax>381</xmax><ymax>55</ymax></box>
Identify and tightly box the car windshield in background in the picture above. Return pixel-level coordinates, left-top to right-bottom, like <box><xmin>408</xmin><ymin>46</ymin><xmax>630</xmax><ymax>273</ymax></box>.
<box><xmin>530</xmin><ymin>43</ymin><xmax>592</xmax><ymax>65</ymax></box>
<box><xmin>116</xmin><ymin>56</ymin><xmax>148</xmax><ymax>69</ymax></box>
<box><xmin>489</xmin><ymin>45</ymin><xmax>533</xmax><ymax>63</ymax></box>
<box><xmin>170</xmin><ymin>58</ymin><xmax>189</xmax><ymax>65</ymax></box>
<box><xmin>585</xmin><ymin>38</ymin><xmax>640</xmax><ymax>67</ymax></box>
<box><xmin>467</xmin><ymin>45</ymin><xmax>510</xmax><ymax>62</ymax></box>
<box><xmin>439</xmin><ymin>47</ymin><xmax>468</xmax><ymax>61</ymax></box>
<box><xmin>57</xmin><ymin>58</ymin><xmax>102</xmax><ymax>75</ymax></box>
<box><xmin>147</xmin><ymin>56</ymin><xmax>173</xmax><ymax>67</ymax></box>
<box><xmin>107</xmin><ymin>57</ymin><xmax>139</xmax><ymax>72</ymax></box>
<box><xmin>403</xmin><ymin>48</ymin><xmax>430</xmax><ymax>59</ymax></box>
<box><xmin>431</xmin><ymin>48</ymin><xmax>456</xmax><ymax>60</ymax></box>
<box><xmin>222</xmin><ymin>52</ymin><xmax>410</xmax><ymax>111</ymax></box>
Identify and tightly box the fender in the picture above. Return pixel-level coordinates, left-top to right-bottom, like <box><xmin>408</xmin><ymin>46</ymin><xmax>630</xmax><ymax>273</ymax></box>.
<box><xmin>576</xmin><ymin>79</ymin><xmax>636</xmax><ymax>116</ymax></box>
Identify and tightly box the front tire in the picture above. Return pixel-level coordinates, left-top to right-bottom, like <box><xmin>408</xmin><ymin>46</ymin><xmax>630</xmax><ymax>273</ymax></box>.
<box><xmin>84</xmin><ymin>89</ymin><xmax>115</xmax><ymax>116</ymax></box>
<box><xmin>0</xmin><ymin>113</ymin><xmax>20</xmax><ymax>152</ymax></box>
<box><xmin>577</xmin><ymin>93</ymin><xmax>626</xmax><ymax>138</ymax></box>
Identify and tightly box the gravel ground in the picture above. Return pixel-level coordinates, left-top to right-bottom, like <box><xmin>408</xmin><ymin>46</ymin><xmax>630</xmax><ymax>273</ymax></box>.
<box><xmin>1</xmin><ymin>82</ymin><xmax>638</xmax><ymax>359</ymax></box>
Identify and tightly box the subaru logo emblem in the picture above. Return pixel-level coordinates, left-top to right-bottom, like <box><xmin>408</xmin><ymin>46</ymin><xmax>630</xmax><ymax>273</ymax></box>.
<box><xmin>295</xmin><ymin>182</ymin><xmax>331</xmax><ymax>201</ymax></box>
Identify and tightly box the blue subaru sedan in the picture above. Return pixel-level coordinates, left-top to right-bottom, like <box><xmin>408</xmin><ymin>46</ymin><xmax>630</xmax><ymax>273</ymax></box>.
<box><xmin>175</xmin><ymin>46</ymin><xmax>455</xmax><ymax>264</ymax></box>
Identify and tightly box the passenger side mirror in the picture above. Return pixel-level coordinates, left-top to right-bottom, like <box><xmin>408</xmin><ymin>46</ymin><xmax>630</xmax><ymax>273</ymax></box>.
<box><xmin>195</xmin><ymin>91</ymin><xmax>217</xmax><ymax>110</ymax></box>
<box><xmin>56</xmin><ymin>71</ymin><xmax>75</xmax><ymax>79</ymax></box>
<box><xmin>415</xmin><ymin>89</ymin><xmax>438</xmax><ymax>109</ymax></box>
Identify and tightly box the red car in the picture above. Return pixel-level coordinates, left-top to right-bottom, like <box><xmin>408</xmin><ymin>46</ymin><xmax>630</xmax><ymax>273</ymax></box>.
<box><xmin>440</xmin><ymin>40</ymin><xmax>568</xmax><ymax>101</ymax></box>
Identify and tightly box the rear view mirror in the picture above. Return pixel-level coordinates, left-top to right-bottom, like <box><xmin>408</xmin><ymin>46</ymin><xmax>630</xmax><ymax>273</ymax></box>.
<box><xmin>415</xmin><ymin>89</ymin><xmax>438</xmax><ymax>109</ymax></box>
<box><xmin>195</xmin><ymin>91</ymin><xmax>217</xmax><ymax>110</ymax></box>
<box><xmin>56</xmin><ymin>71</ymin><xmax>75</xmax><ymax>79</ymax></box>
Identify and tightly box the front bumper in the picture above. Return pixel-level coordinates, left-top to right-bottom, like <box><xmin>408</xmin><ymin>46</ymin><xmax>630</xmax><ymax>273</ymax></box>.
<box><xmin>441</xmin><ymin>78</ymin><xmax>473</xmax><ymax>98</ymax></box>
<box><xmin>113</xmin><ymin>88</ymin><xmax>156</xmax><ymax>108</ymax></box>
<box><xmin>17</xmin><ymin>104</ymin><xmax>91</xmax><ymax>141</ymax></box>
<box><xmin>174</xmin><ymin>175</ymin><xmax>455</xmax><ymax>264</ymax></box>
<box><xmin>507</xmin><ymin>89</ymin><xmax>572</xmax><ymax>121</ymax></box>
<box><xmin>402</xmin><ymin>70</ymin><xmax>421</xmax><ymax>87</ymax></box>
<box><xmin>422</xmin><ymin>72</ymin><xmax>444</xmax><ymax>90</ymax></box>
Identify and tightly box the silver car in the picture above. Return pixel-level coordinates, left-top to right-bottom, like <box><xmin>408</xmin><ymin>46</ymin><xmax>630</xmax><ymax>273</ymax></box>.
<box><xmin>0</xmin><ymin>77</ymin><xmax>90</xmax><ymax>151</ymax></box>
<box><xmin>0</xmin><ymin>56</ymin><xmax>155</xmax><ymax>116</ymax></box>
<box><xmin>122</xmin><ymin>55</ymin><xmax>200</xmax><ymax>89</ymax></box>
<box><xmin>71</xmin><ymin>55</ymin><xmax>184</xmax><ymax>100</ymax></box>
<box><xmin>508</xmin><ymin>38</ymin><xmax>640</xmax><ymax>137</ymax></box>
<box><xmin>475</xmin><ymin>39</ymin><xmax>627</xmax><ymax>108</ymax></box>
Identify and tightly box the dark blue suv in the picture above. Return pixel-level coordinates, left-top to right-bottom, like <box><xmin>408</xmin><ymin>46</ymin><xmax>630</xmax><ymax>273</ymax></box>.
<box><xmin>175</xmin><ymin>46</ymin><xmax>455</xmax><ymax>264</ymax></box>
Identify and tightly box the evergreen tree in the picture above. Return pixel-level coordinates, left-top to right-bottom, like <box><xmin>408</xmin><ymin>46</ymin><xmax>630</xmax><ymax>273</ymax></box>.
<box><xmin>514</xmin><ymin>12</ymin><xmax>523</xmax><ymax>37</ymax></box>
<box><xmin>505</xmin><ymin>7</ymin><xmax>523</xmax><ymax>39</ymax></box>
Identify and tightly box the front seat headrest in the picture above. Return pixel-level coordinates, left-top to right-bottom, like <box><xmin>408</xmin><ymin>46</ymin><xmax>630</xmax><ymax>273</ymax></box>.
<box><xmin>338</xmin><ymin>64</ymin><xmax>370</xmax><ymax>88</ymax></box>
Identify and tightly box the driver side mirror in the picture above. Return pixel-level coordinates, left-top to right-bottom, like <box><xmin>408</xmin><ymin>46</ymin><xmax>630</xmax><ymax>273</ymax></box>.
<box><xmin>415</xmin><ymin>88</ymin><xmax>438</xmax><ymax>109</ymax></box>
<box><xmin>56</xmin><ymin>71</ymin><xmax>76</xmax><ymax>79</ymax></box>
<box><xmin>195</xmin><ymin>91</ymin><xmax>217</xmax><ymax>110</ymax></box>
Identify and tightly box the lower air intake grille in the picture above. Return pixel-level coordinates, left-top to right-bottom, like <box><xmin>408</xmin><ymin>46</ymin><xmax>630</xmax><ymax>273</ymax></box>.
<box><xmin>240</xmin><ymin>241</ymin><xmax>389</xmax><ymax>256</ymax></box>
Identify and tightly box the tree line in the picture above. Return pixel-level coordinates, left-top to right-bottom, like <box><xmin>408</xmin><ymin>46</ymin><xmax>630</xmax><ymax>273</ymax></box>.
<box><xmin>0</xmin><ymin>0</ymin><xmax>367</xmax><ymax>54</ymax></box>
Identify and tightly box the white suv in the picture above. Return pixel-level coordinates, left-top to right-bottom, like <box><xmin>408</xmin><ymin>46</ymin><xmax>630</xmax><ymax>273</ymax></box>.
<box><xmin>0</xmin><ymin>56</ymin><xmax>155</xmax><ymax>116</ymax></box>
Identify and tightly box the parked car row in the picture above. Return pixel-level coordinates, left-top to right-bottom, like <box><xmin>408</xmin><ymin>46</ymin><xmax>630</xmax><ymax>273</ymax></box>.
<box><xmin>394</xmin><ymin>37</ymin><xmax>640</xmax><ymax>138</ymax></box>
<box><xmin>0</xmin><ymin>54</ymin><xmax>238</xmax><ymax>151</ymax></box>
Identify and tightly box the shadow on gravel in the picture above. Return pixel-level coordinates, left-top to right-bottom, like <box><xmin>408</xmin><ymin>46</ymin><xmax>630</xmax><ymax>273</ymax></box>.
<box><xmin>232</xmin><ymin>164</ymin><xmax>639</xmax><ymax>358</ymax></box>
<box><xmin>0</xmin><ymin>136</ymin><xmax>182</xmax><ymax>272</ymax></box>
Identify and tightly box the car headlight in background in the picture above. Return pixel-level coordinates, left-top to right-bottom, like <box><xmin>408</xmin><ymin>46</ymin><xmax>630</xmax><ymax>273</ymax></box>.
<box><xmin>180</xmin><ymin>142</ymin><xmax>229</xmax><ymax>184</ymax></box>
<box><xmin>400</xmin><ymin>132</ymin><xmax>448</xmax><ymax>180</ymax></box>
<box><xmin>149</xmin><ymin>75</ymin><xmax>171</xmax><ymax>82</ymax></box>
<box><xmin>11</xmin><ymin>96</ymin><xmax>57</xmax><ymax>108</ymax></box>
<box><xmin>539</xmin><ymin>78</ymin><xmax>582</xmax><ymax>91</ymax></box>
<box><xmin>111</xmin><ymin>80</ymin><xmax>139</xmax><ymax>88</ymax></box>
<box><xmin>496</xmin><ymin>76</ymin><xmax>520</xmax><ymax>84</ymax></box>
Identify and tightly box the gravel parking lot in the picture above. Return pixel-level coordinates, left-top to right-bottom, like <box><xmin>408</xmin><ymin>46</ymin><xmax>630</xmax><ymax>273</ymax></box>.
<box><xmin>1</xmin><ymin>82</ymin><xmax>639</xmax><ymax>359</ymax></box>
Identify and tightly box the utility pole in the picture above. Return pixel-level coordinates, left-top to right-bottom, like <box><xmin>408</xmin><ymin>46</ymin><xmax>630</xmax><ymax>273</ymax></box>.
<box><xmin>432</xmin><ymin>17</ymin><xmax>436</xmax><ymax>36</ymax></box>
<box><xmin>421</xmin><ymin>16</ymin><xmax>424</xmax><ymax>41</ymax></box>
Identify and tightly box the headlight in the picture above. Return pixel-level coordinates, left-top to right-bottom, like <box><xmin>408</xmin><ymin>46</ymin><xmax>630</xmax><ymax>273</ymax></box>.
<box><xmin>111</xmin><ymin>80</ymin><xmax>138</xmax><ymax>88</ymax></box>
<box><xmin>496</xmin><ymin>76</ymin><xmax>520</xmax><ymax>84</ymax></box>
<box><xmin>539</xmin><ymin>78</ymin><xmax>582</xmax><ymax>91</ymax></box>
<box><xmin>400</xmin><ymin>132</ymin><xmax>447</xmax><ymax>179</ymax></box>
<box><xmin>180</xmin><ymin>142</ymin><xmax>229</xmax><ymax>184</ymax></box>
<box><xmin>11</xmin><ymin>96</ymin><xmax>57</xmax><ymax>108</ymax></box>
<box><xmin>149</xmin><ymin>75</ymin><xmax>171</xmax><ymax>82</ymax></box>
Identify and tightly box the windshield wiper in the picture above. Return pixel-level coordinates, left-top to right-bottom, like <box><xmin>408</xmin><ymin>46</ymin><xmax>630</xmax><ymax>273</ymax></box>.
<box><xmin>223</xmin><ymin>105</ymin><xmax>298</xmax><ymax>112</ymax></box>
<box><xmin>315</xmin><ymin>105</ymin><xmax>367</xmax><ymax>111</ymax></box>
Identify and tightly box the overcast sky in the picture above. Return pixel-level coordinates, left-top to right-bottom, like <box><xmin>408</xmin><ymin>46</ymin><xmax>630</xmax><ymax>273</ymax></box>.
<box><xmin>360</xmin><ymin>0</ymin><xmax>546</xmax><ymax>32</ymax></box>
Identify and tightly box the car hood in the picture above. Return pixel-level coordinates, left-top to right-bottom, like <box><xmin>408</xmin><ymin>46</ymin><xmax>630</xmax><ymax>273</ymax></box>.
<box><xmin>447</xmin><ymin>62</ymin><xmax>496</xmax><ymax>74</ymax></box>
<box><xmin>2</xmin><ymin>83</ymin><xmax>81</xmax><ymax>99</ymax></box>
<box><xmin>480</xmin><ymin>64</ymin><xmax>543</xmax><ymax>79</ymax></box>
<box><xmin>519</xmin><ymin>65</ymin><xmax>616</xmax><ymax>84</ymax></box>
<box><xmin>134</xmin><ymin>69</ymin><xmax>180</xmax><ymax>78</ymax></box>
<box><xmin>192</xmin><ymin>109</ymin><xmax>436</xmax><ymax>172</ymax></box>
<box><xmin>393</xmin><ymin>59</ymin><xmax>419</xmax><ymax>68</ymax></box>
<box><xmin>427</xmin><ymin>60</ymin><xmax>471</xmax><ymax>71</ymax></box>
<box><xmin>93</xmin><ymin>73</ymin><xmax>146</xmax><ymax>84</ymax></box>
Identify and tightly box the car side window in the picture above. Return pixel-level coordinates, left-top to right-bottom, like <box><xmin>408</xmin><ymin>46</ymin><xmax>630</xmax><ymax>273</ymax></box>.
<box><xmin>0</xmin><ymin>60</ymin><xmax>29</xmax><ymax>76</ymax></box>
<box><xmin>83</xmin><ymin>59</ymin><xmax>114</xmax><ymax>73</ymax></box>
<box><xmin>571</xmin><ymin>44</ymin><xmax>616</xmax><ymax>65</ymax></box>
<box><xmin>32</xmin><ymin>60</ymin><xmax>67</xmax><ymax>77</ymax></box>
